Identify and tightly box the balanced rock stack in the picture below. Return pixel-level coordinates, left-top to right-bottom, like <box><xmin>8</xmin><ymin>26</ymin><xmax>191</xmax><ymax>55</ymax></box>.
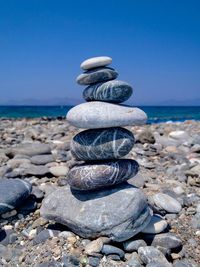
<box><xmin>41</xmin><ymin>56</ymin><xmax>152</xmax><ymax>242</ymax></box>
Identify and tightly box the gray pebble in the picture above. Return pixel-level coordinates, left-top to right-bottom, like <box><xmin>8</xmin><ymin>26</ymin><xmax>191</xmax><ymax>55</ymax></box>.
<box><xmin>101</xmin><ymin>244</ymin><xmax>125</xmax><ymax>258</ymax></box>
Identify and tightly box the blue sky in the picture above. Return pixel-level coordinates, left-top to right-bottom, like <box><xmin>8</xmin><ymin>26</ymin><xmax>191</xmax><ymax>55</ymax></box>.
<box><xmin>0</xmin><ymin>0</ymin><xmax>200</xmax><ymax>105</ymax></box>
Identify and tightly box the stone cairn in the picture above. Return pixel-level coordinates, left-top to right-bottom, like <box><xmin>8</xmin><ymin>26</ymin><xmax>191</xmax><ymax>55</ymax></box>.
<box><xmin>41</xmin><ymin>56</ymin><xmax>152</xmax><ymax>242</ymax></box>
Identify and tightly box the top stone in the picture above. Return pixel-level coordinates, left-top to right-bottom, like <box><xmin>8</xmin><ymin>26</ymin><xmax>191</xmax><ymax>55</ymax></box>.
<box><xmin>80</xmin><ymin>56</ymin><xmax>112</xmax><ymax>70</ymax></box>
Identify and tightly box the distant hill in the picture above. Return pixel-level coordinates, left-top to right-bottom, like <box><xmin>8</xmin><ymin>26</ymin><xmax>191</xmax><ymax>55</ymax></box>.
<box><xmin>0</xmin><ymin>97</ymin><xmax>199</xmax><ymax>106</ymax></box>
<box><xmin>154</xmin><ymin>98</ymin><xmax>200</xmax><ymax>106</ymax></box>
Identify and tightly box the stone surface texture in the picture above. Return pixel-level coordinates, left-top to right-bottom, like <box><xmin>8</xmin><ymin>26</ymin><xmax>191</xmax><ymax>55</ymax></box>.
<box><xmin>40</xmin><ymin>183</ymin><xmax>151</xmax><ymax>242</ymax></box>
<box><xmin>67</xmin><ymin>159</ymin><xmax>139</xmax><ymax>190</ymax></box>
<box><xmin>66</xmin><ymin>102</ymin><xmax>147</xmax><ymax>129</ymax></box>
<box><xmin>71</xmin><ymin>127</ymin><xmax>135</xmax><ymax>161</ymax></box>
<box><xmin>76</xmin><ymin>67</ymin><xmax>118</xmax><ymax>85</ymax></box>
<box><xmin>83</xmin><ymin>80</ymin><xmax>133</xmax><ymax>103</ymax></box>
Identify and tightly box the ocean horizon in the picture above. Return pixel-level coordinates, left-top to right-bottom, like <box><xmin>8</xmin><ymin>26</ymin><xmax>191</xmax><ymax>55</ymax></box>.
<box><xmin>0</xmin><ymin>105</ymin><xmax>200</xmax><ymax>123</ymax></box>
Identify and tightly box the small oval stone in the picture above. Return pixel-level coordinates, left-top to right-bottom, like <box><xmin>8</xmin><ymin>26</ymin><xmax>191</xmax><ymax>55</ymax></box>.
<box><xmin>153</xmin><ymin>193</ymin><xmax>182</xmax><ymax>214</ymax></box>
<box><xmin>80</xmin><ymin>56</ymin><xmax>112</xmax><ymax>70</ymax></box>
<box><xmin>49</xmin><ymin>166</ymin><xmax>69</xmax><ymax>177</ymax></box>
<box><xmin>101</xmin><ymin>244</ymin><xmax>125</xmax><ymax>258</ymax></box>
<box><xmin>71</xmin><ymin>127</ymin><xmax>135</xmax><ymax>161</ymax></box>
<box><xmin>141</xmin><ymin>214</ymin><xmax>168</xmax><ymax>234</ymax></box>
<box><xmin>76</xmin><ymin>67</ymin><xmax>118</xmax><ymax>85</ymax></box>
<box><xmin>83</xmin><ymin>80</ymin><xmax>133</xmax><ymax>103</ymax></box>
<box><xmin>67</xmin><ymin>159</ymin><xmax>139</xmax><ymax>190</ymax></box>
<box><xmin>67</xmin><ymin>102</ymin><xmax>147</xmax><ymax>129</ymax></box>
<box><xmin>123</xmin><ymin>239</ymin><xmax>147</xmax><ymax>252</ymax></box>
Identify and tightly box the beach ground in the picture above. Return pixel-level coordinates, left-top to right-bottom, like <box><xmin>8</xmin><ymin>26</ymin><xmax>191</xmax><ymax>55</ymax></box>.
<box><xmin>0</xmin><ymin>118</ymin><xmax>199</xmax><ymax>266</ymax></box>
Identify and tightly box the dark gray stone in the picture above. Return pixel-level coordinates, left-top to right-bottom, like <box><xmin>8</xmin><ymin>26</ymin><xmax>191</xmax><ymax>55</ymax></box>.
<box><xmin>67</xmin><ymin>102</ymin><xmax>147</xmax><ymax>129</ymax></box>
<box><xmin>123</xmin><ymin>239</ymin><xmax>147</xmax><ymax>252</ymax></box>
<box><xmin>0</xmin><ymin>229</ymin><xmax>17</xmax><ymax>245</ymax></box>
<box><xmin>6</xmin><ymin>143</ymin><xmax>51</xmax><ymax>158</ymax></box>
<box><xmin>40</xmin><ymin>183</ymin><xmax>151</xmax><ymax>242</ymax></box>
<box><xmin>31</xmin><ymin>186</ymin><xmax>44</xmax><ymax>200</ymax></box>
<box><xmin>62</xmin><ymin>254</ymin><xmax>80</xmax><ymax>266</ymax></box>
<box><xmin>76</xmin><ymin>67</ymin><xmax>118</xmax><ymax>85</ymax></box>
<box><xmin>33</xmin><ymin>229</ymin><xmax>60</xmax><ymax>245</ymax></box>
<box><xmin>71</xmin><ymin>127</ymin><xmax>135</xmax><ymax>161</ymax></box>
<box><xmin>17</xmin><ymin>197</ymin><xmax>37</xmax><ymax>214</ymax></box>
<box><xmin>0</xmin><ymin>178</ymin><xmax>32</xmax><ymax>214</ymax></box>
<box><xmin>30</xmin><ymin>154</ymin><xmax>54</xmax><ymax>165</ymax></box>
<box><xmin>83</xmin><ymin>80</ymin><xmax>133</xmax><ymax>103</ymax></box>
<box><xmin>68</xmin><ymin>159</ymin><xmax>139</xmax><ymax>190</ymax></box>
<box><xmin>88</xmin><ymin>256</ymin><xmax>101</xmax><ymax>267</ymax></box>
<box><xmin>151</xmin><ymin>233</ymin><xmax>182</xmax><ymax>250</ymax></box>
<box><xmin>101</xmin><ymin>244</ymin><xmax>124</xmax><ymax>258</ymax></box>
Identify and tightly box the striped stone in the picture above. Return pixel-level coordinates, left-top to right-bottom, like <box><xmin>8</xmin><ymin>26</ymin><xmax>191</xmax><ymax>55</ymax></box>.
<box><xmin>67</xmin><ymin>159</ymin><xmax>139</xmax><ymax>190</ymax></box>
<box><xmin>71</xmin><ymin>127</ymin><xmax>135</xmax><ymax>161</ymax></box>
<box><xmin>83</xmin><ymin>80</ymin><xmax>133</xmax><ymax>103</ymax></box>
<box><xmin>76</xmin><ymin>67</ymin><xmax>118</xmax><ymax>85</ymax></box>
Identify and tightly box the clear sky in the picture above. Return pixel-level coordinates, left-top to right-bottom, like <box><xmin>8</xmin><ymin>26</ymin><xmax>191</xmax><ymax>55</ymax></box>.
<box><xmin>0</xmin><ymin>0</ymin><xmax>200</xmax><ymax>105</ymax></box>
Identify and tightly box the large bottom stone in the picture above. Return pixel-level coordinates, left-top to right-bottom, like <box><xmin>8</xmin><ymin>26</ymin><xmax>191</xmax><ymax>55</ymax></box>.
<box><xmin>67</xmin><ymin>159</ymin><xmax>139</xmax><ymax>190</ymax></box>
<box><xmin>40</xmin><ymin>183</ymin><xmax>152</xmax><ymax>242</ymax></box>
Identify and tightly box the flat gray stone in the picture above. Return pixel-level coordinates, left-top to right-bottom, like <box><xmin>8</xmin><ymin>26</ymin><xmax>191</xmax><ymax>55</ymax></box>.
<box><xmin>71</xmin><ymin>127</ymin><xmax>135</xmax><ymax>161</ymax></box>
<box><xmin>151</xmin><ymin>233</ymin><xmax>182</xmax><ymax>249</ymax></box>
<box><xmin>80</xmin><ymin>56</ymin><xmax>112</xmax><ymax>70</ymax></box>
<box><xmin>153</xmin><ymin>193</ymin><xmax>182</xmax><ymax>214</ymax></box>
<box><xmin>67</xmin><ymin>159</ymin><xmax>139</xmax><ymax>190</ymax></box>
<box><xmin>138</xmin><ymin>246</ymin><xmax>171</xmax><ymax>266</ymax></box>
<box><xmin>83</xmin><ymin>80</ymin><xmax>133</xmax><ymax>103</ymax></box>
<box><xmin>30</xmin><ymin>154</ymin><xmax>54</xmax><ymax>165</ymax></box>
<box><xmin>6</xmin><ymin>143</ymin><xmax>51</xmax><ymax>157</ymax></box>
<box><xmin>173</xmin><ymin>259</ymin><xmax>194</xmax><ymax>267</ymax></box>
<box><xmin>40</xmin><ymin>183</ymin><xmax>152</xmax><ymax>242</ymax></box>
<box><xmin>67</xmin><ymin>102</ymin><xmax>147</xmax><ymax>129</ymax></box>
<box><xmin>76</xmin><ymin>67</ymin><xmax>118</xmax><ymax>85</ymax></box>
<box><xmin>0</xmin><ymin>178</ymin><xmax>32</xmax><ymax>214</ymax></box>
<box><xmin>23</xmin><ymin>164</ymin><xmax>50</xmax><ymax>176</ymax></box>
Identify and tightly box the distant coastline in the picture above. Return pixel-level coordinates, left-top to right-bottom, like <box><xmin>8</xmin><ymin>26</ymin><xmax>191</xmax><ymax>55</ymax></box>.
<box><xmin>0</xmin><ymin>105</ymin><xmax>200</xmax><ymax>123</ymax></box>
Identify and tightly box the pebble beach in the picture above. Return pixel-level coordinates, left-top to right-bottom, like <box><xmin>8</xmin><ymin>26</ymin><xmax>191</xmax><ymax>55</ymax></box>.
<box><xmin>0</xmin><ymin>117</ymin><xmax>199</xmax><ymax>266</ymax></box>
<box><xmin>0</xmin><ymin>56</ymin><xmax>200</xmax><ymax>267</ymax></box>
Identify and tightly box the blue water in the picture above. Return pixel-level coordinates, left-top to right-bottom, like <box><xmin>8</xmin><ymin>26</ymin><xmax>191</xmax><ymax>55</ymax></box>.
<box><xmin>0</xmin><ymin>106</ymin><xmax>200</xmax><ymax>123</ymax></box>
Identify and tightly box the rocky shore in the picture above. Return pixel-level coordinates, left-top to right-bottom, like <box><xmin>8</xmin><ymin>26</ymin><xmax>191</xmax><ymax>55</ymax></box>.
<box><xmin>0</xmin><ymin>117</ymin><xmax>199</xmax><ymax>266</ymax></box>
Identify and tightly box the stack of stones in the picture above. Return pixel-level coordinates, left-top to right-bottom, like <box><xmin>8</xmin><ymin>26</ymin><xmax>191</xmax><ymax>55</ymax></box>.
<box><xmin>41</xmin><ymin>56</ymin><xmax>152</xmax><ymax>242</ymax></box>
<box><xmin>67</xmin><ymin>56</ymin><xmax>148</xmax><ymax>191</ymax></box>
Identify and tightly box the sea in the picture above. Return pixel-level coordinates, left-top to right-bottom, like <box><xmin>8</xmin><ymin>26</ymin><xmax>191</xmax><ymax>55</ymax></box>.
<box><xmin>0</xmin><ymin>106</ymin><xmax>200</xmax><ymax>124</ymax></box>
